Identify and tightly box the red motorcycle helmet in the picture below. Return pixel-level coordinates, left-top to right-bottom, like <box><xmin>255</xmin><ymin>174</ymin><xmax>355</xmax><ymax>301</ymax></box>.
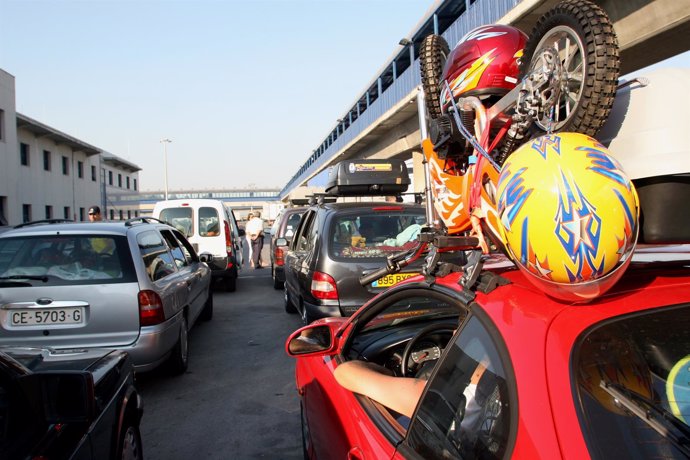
<box><xmin>440</xmin><ymin>24</ymin><xmax>527</xmax><ymax>111</ymax></box>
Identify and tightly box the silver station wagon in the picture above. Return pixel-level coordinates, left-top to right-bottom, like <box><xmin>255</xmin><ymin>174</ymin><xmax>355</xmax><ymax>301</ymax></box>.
<box><xmin>0</xmin><ymin>218</ymin><xmax>213</xmax><ymax>375</ymax></box>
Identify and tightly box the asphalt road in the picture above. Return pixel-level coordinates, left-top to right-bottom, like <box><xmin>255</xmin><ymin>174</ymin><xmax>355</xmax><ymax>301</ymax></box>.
<box><xmin>137</xmin><ymin>239</ymin><xmax>305</xmax><ymax>459</ymax></box>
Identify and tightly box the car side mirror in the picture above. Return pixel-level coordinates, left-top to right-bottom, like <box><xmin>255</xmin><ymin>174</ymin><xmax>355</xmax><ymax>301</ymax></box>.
<box><xmin>199</xmin><ymin>252</ymin><xmax>214</xmax><ymax>264</ymax></box>
<box><xmin>286</xmin><ymin>324</ymin><xmax>336</xmax><ymax>356</ymax></box>
<box><xmin>275</xmin><ymin>237</ymin><xmax>288</xmax><ymax>247</ymax></box>
<box><xmin>19</xmin><ymin>371</ymin><xmax>96</xmax><ymax>423</ymax></box>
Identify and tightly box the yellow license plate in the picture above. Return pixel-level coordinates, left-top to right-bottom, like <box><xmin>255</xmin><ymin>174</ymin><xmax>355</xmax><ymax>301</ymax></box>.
<box><xmin>372</xmin><ymin>273</ymin><xmax>418</xmax><ymax>288</ymax></box>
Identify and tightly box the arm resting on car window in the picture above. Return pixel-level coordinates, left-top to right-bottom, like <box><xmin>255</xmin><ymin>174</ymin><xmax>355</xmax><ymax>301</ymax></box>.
<box><xmin>334</xmin><ymin>360</ymin><xmax>426</xmax><ymax>418</ymax></box>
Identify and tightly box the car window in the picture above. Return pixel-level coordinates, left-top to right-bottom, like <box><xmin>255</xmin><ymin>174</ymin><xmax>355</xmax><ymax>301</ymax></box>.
<box><xmin>293</xmin><ymin>211</ymin><xmax>315</xmax><ymax>252</ymax></box>
<box><xmin>158</xmin><ymin>207</ymin><xmax>193</xmax><ymax>237</ymax></box>
<box><xmin>0</xmin><ymin>235</ymin><xmax>134</xmax><ymax>285</ymax></box>
<box><xmin>137</xmin><ymin>230</ymin><xmax>176</xmax><ymax>281</ymax></box>
<box><xmin>573</xmin><ymin>304</ymin><xmax>690</xmax><ymax>459</ymax></box>
<box><xmin>198</xmin><ymin>207</ymin><xmax>220</xmax><ymax>237</ymax></box>
<box><xmin>407</xmin><ymin>315</ymin><xmax>514</xmax><ymax>459</ymax></box>
<box><xmin>284</xmin><ymin>212</ymin><xmax>303</xmax><ymax>239</ymax></box>
<box><xmin>330</xmin><ymin>210</ymin><xmax>425</xmax><ymax>259</ymax></box>
<box><xmin>160</xmin><ymin>229</ymin><xmax>190</xmax><ymax>268</ymax></box>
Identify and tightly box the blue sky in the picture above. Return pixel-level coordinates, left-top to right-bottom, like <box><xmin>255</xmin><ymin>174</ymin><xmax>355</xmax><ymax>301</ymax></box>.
<box><xmin>0</xmin><ymin>0</ymin><xmax>436</xmax><ymax>191</ymax></box>
<box><xmin>1</xmin><ymin>0</ymin><xmax>688</xmax><ymax>192</ymax></box>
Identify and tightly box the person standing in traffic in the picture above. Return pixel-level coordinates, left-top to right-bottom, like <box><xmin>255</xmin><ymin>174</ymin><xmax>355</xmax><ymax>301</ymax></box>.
<box><xmin>245</xmin><ymin>212</ymin><xmax>265</xmax><ymax>269</ymax></box>
<box><xmin>88</xmin><ymin>206</ymin><xmax>103</xmax><ymax>222</ymax></box>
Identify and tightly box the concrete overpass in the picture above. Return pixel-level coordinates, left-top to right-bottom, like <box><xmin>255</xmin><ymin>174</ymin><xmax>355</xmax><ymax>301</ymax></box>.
<box><xmin>279</xmin><ymin>0</ymin><xmax>690</xmax><ymax>203</ymax></box>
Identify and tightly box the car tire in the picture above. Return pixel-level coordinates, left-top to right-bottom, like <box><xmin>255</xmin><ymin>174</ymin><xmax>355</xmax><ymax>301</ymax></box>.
<box><xmin>224</xmin><ymin>275</ymin><xmax>237</xmax><ymax>292</ymax></box>
<box><xmin>200</xmin><ymin>289</ymin><xmax>213</xmax><ymax>321</ymax></box>
<box><xmin>273</xmin><ymin>267</ymin><xmax>284</xmax><ymax>290</ymax></box>
<box><xmin>168</xmin><ymin>315</ymin><xmax>189</xmax><ymax>375</ymax></box>
<box><xmin>118</xmin><ymin>423</ymin><xmax>143</xmax><ymax>460</ymax></box>
<box><xmin>284</xmin><ymin>286</ymin><xmax>297</xmax><ymax>314</ymax></box>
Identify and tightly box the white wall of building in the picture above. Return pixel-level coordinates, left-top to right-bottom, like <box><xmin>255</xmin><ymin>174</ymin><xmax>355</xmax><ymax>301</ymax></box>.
<box><xmin>0</xmin><ymin>70</ymin><xmax>18</xmax><ymax>225</ymax></box>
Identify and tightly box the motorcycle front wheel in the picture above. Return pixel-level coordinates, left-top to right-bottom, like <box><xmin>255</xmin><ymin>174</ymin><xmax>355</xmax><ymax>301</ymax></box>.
<box><xmin>420</xmin><ymin>34</ymin><xmax>450</xmax><ymax>121</ymax></box>
<box><xmin>520</xmin><ymin>0</ymin><xmax>620</xmax><ymax>136</ymax></box>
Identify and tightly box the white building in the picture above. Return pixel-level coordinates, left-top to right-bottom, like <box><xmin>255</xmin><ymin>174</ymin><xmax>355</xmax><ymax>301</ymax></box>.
<box><xmin>0</xmin><ymin>69</ymin><xmax>141</xmax><ymax>226</ymax></box>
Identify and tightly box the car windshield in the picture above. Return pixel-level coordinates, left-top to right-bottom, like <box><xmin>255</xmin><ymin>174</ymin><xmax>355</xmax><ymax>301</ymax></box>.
<box><xmin>361</xmin><ymin>295</ymin><xmax>459</xmax><ymax>333</ymax></box>
<box><xmin>574</xmin><ymin>303</ymin><xmax>690</xmax><ymax>459</ymax></box>
<box><xmin>0</xmin><ymin>235</ymin><xmax>135</xmax><ymax>286</ymax></box>
<box><xmin>329</xmin><ymin>209</ymin><xmax>425</xmax><ymax>259</ymax></box>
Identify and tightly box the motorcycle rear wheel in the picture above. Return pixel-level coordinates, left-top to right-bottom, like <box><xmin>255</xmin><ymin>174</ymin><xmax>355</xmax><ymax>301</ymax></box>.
<box><xmin>420</xmin><ymin>34</ymin><xmax>450</xmax><ymax>120</ymax></box>
<box><xmin>520</xmin><ymin>0</ymin><xmax>619</xmax><ymax>136</ymax></box>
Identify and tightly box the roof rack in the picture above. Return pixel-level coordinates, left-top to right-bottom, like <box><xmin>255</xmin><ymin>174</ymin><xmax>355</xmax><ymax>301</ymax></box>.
<box><xmin>14</xmin><ymin>219</ymin><xmax>74</xmax><ymax>229</ymax></box>
<box><xmin>124</xmin><ymin>216</ymin><xmax>168</xmax><ymax>227</ymax></box>
<box><xmin>306</xmin><ymin>194</ymin><xmax>338</xmax><ymax>206</ymax></box>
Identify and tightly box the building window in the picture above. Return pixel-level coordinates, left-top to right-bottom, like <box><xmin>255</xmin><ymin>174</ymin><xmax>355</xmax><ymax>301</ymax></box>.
<box><xmin>20</xmin><ymin>143</ymin><xmax>30</xmax><ymax>166</ymax></box>
<box><xmin>133</xmin><ymin>179</ymin><xmax>137</xmax><ymax>191</ymax></box>
<box><xmin>62</xmin><ymin>156</ymin><xmax>69</xmax><ymax>175</ymax></box>
<box><xmin>118</xmin><ymin>174</ymin><xmax>122</xmax><ymax>188</ymax></box>
<box><xmin>79</xmin><ymin>207</ymin><xmax>85</xmax><ymax>221</ymax></box>
<box><xmin>127</xmin><ymin>210</ymin><xmax>132</xmax><ymax>219</ymax></box>
<box><xmin>45</xmin><ymin>205</ymin><xmax>53</xmax><ymax>219</ymax></box>
<box><xmin>110</xmin><ymin>209</ymin><xmax>115</xmax><ymax>220</ymax></box>
<box><xmin>77</xmin><ymin>161</ymin><xmax>84</xmax><ymax>178</ymax></box>
<box><xmin>134</xmin><ymin>210</ymin><xmax>139</xmax><ymax>218</ymax></box>
<box><xmin>126</xmin><ymin>177</ymin><xmax>130</xmax><ymax>189</ymax></box>
<box><xmin>119</xmin><ymin>210</ymin><xmax>124</xmax><ymax>220</ymax></box>
<box><xmin>108</xmin><ymin>171</ymin><xmax>113</xmax><ymax>185</ymax></box>
<box><xmin>0</xmin><ymin>109</ymin><xmax>4</xmax><ymax>140</ymax></box>
<box><xmin>91</xmin><ymin>165</ymin><xmax>97</xmax><ymax>181</ymax></box>
<box><xmin>43</xmin><ymin>150</ymin><xmax>51</xmax><ymax>171</ymax></box>
<box><xmin>22</xmin><ymin>204</ymin><xmax>31</xmax><ymax>223</ymax></box>
<box><xmin>63</xmin><ymin>206</ymin><xmax>70</xmax><ymax>220</ymax></box>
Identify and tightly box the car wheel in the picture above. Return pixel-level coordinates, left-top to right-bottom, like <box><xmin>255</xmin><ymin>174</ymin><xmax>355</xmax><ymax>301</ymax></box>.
<box><xmin>273</xmin><ymin>267</ymin><xmax>284</xmax><ymax>290</ymax></box>
<box><xmin>284</xmin><ymin>286</ymin><xmax>297</xmax><ymax>314</ymax></box>
<box><xmin>200</xmin><ymin>289</ymin><xmax>213</xmax><ymax>321</ymax></box>
<box><xmin>119</xmin><ymin>423</ymin><xmax>143</xmax><ymax>460</ymax></box>
<box><xmin>168</xmin><ymin>315</ymin><xmax>189</xmax><ymax>375</ymax></box>
<box><xmin>224</xmin><ymin>275</ymin><xmax>237</xmax><ymax>292</ymax></box>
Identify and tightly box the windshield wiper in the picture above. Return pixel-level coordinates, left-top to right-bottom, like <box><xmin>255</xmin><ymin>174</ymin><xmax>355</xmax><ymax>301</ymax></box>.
<box><xmin>601</xmin><ymin>381</ymin><xmax>690</xmax><ymax>456</ymax></box>
<box><xmin>0</xmin><ymin>275</ymin><xmax>48</xmax><ymax>282</ymax></box>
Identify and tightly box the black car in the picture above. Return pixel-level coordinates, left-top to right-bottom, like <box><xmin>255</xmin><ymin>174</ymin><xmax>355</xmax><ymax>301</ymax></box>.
<box><xmin>283</xmin><ymin>159</ymin><xmax>427</xmax><ymax>324</ymax></box>
<box><xmin>270</xmin><ymin>206</ymin><xmax>306</xmax><ymax>289</ymax></box>
<box><xmin>0</xmin><ymin>346</ymin><xmax>143</xmax><ymax>459</ymax></box>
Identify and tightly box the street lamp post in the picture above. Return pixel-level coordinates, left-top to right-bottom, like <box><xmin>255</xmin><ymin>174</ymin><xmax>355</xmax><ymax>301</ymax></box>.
<box><xmin>160</xmin><ymin>138</ymin><xmax>172</xmax><ymax>200</ymax></box>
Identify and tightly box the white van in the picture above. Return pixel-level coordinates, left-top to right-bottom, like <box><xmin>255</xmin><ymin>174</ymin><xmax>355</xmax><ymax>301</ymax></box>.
<box><xmin>153</xmin><ymin>199</ymin><xmax>244</xmax><ymax>291</ymax></box>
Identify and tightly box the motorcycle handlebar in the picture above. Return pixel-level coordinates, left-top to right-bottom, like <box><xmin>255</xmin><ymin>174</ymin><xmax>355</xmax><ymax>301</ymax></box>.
<box><xmin>359</xmin><ymin>266</ymin><xmax>392</xmax><ymax>286</ymax></box>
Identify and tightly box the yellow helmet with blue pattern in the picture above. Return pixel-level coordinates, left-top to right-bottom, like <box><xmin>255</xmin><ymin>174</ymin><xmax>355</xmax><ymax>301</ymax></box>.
<box><xmin>496</xmin><ymin>133</ymin><xmax>639</xmax><ymax>301</ymax></box>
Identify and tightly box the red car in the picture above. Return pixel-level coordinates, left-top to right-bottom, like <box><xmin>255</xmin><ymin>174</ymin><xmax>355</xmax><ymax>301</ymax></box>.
<box><xmin>286</xmin><ymin>245</ymin><xmax>690</xmax><ymax>459</ymax></box>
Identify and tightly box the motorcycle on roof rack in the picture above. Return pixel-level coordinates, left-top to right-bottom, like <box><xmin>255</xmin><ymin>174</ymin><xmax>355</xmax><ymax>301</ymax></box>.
<box><xmin>361</xmin><ymin>0</ymin><xmax>641</xmax><ymax>302</ymax></box>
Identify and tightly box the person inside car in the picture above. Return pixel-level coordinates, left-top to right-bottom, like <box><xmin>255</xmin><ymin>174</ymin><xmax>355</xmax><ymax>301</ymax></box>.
<box><xmin>334</xmin><ymin>353</ymin><xmax>490</xmax><ymax>420</ymax></box>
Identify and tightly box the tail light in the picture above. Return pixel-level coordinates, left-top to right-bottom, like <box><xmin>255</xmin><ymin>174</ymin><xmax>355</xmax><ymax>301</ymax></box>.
<box><xmin>139</xmin><ymin>290</ymin><xmax>165</xmax><ymax>326</ymax></box>
<box><xmin>311</xmin><ymin>271</ymin><xmax>338</xmax><ymax>300</ymax></box>
<box><xmin>224</xmin><ymin>221</ymin><xmax>234</xmax><ymax>269</ymax></box>
<box><xmin>274</xmin><ymin>246</ymin><xmax>285</xmax><ymax>266</ymax></box>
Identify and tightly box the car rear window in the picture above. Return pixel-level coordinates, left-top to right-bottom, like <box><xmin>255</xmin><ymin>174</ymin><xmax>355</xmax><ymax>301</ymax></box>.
<box><xmin>0</xmin><ymin>234</ymin><xmax>135</xmax><ymax>286</ymax></box>
<box><xmin>329</xmin><ymin>209</ymin><xmax>425</xmax><ymax>259</ymax></box>
<box><xmin>283</xmin><ymin>212</ymin><xmax>303</xmax><ymax>238</ymax></box>
<box><xmin>574</xmin><ymin>304</ymin><xmax>690</xmax><ymax>459</ymax></box>
<box><xmin>158</xmin><ymin>207</ymin><xmax>194</xmax><ymax>237</ymax></box>
<box><xmin>198</xmin><ymin>207</ymin><xmax>220</xmax><ymax>237</ymax></box>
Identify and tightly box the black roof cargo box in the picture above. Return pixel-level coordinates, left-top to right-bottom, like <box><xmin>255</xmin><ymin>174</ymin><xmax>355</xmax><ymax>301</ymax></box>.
<box><xmin>325</xmin><ymin>159</ymin><xmax>410</xmax><ymax>196</ymax></box>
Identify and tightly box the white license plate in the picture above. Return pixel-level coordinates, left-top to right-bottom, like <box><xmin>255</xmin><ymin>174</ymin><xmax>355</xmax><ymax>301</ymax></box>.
<box><xmin>10</xmin><ymin>307</ymin><xmax>84</xmax><ymax>327</ymax></box>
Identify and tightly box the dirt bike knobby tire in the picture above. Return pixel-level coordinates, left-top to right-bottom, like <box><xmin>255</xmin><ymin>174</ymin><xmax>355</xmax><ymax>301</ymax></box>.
<box><xmin>420</xmin><ymin>34</ymin><xmax>450</xmax><ymax>120</ymax></box>
<box><xmin>520</xmin><ymin>0</ymin><xmax>620</xmax><ymax>137</ymax></box>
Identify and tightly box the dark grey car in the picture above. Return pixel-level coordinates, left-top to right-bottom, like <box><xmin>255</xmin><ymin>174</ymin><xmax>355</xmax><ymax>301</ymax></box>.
<box><xmin>283</xmin><ymin>202</ymin><xmax>426</xmax><ymax>324</ymax></box>
<box><xmin>270</xmin><ymin>206</ymin><xmax>306</xmax><ymax>289</ymax></box>
<box><xmin>0</xmin><ymin>218</ymin><xmax>213</xmax><ymax>375</ymax></box>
